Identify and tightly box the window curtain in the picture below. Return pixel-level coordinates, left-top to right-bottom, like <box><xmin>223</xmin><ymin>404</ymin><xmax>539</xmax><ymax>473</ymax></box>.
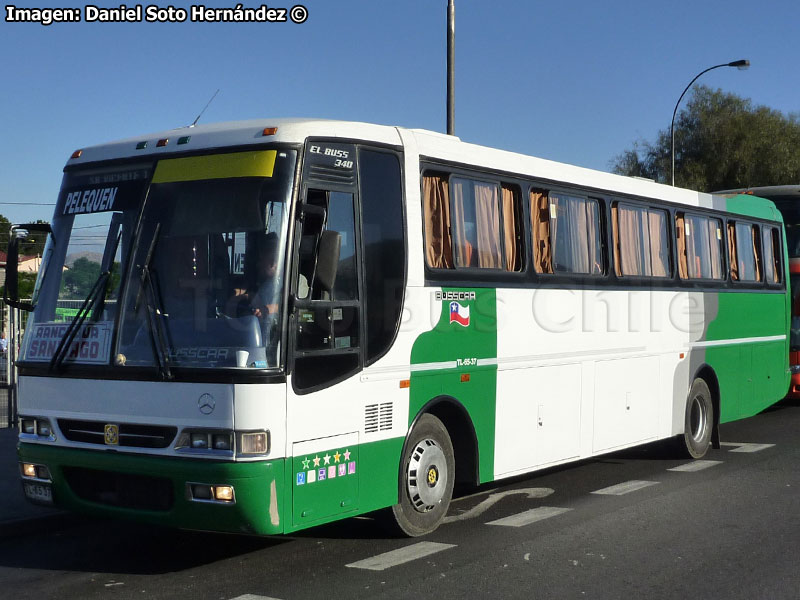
<box><xmin>676</xmin><ymin>214</ymin><xmax>688</xmax><ymax>279</ymax></box>
<box><xmin>648</xmin><ymin>210</ymin><xmax>668</xmax><ymax>277</ymax></box>
<box><xmin>474</xmin><ymin>182</ymin><xmax>502</xmax><ymax>268</ymax></box>
<box><xmin>451</xmin><ymin>178</ymin><xmax>471</xmax><ymax>267</ymax></box>
<box><xmin>531</xmin><ymin>190</ymin><xmax>552</xmax><ymax>273</ymax></box>
<box><xmin>585</xmin><ymin>200</ymin><xmax>602</xmax><ymax>274</ymax></box>
<box><xmin>423</xmin><ymin>174</ymin><xmax>453</xmax><ymax>269</ymax></box>
<box><xmin>751</xmin><ymin>225</ymin><xmax>762</xmax><ymax>281</ymax></box>
<box><xmin>502</xmin><ymin>185</ymin><xmax>519</xmax><ymax>271</ymax></box>
<box><xmin>618</xmin><ymin>205</ymin><xmax>644</xmax><ymax>276</ymax></box>
<box><xmin>727</xmin><ymin>223</ymin><xmax>739</xmax><ymax>281</ymax></box>
<box><xmin>705</xmin><ymin>218</ymin><xmax>722</xmax><ymax>279</ymax></box>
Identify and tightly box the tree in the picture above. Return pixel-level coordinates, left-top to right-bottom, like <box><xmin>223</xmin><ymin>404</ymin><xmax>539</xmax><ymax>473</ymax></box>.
<box><xmin>611</xmin><ymin>85</ymin><xmax>800</xmax><ymax>191</ymax></box>
<box><xmin>61</xmin><ymin>257</ymin><xmax>101</xmax><ymax>299</ymax></box>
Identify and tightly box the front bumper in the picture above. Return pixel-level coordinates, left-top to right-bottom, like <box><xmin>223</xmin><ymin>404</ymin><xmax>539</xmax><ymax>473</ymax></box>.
<box><xmin>18</xmin><ymin>442</ymin><xmax>285</xmax><ymax>535</ymax></box>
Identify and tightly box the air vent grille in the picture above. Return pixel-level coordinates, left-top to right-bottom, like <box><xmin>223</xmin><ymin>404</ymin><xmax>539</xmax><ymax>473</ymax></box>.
<box><xmin>307</xmin><ymin>164</ymin><xmax>355</xmax><ymax>185</ymax></box>
<box><xmin>365</xmin><ymin>403</ymin><xmax>393</xmax><ymax>433</ymax></box>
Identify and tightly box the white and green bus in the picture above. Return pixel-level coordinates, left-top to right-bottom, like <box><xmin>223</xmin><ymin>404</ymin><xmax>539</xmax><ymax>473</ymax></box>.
<box><xmin>8</xmin><ymin>119</ymin><xmax>789</xmax><ymax>536</ymax></box>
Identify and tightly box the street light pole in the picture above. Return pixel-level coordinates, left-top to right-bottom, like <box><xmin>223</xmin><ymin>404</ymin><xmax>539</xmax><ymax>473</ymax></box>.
<box><xmin>671</xmin><ymin>59</ymin><xmax>750</xmax><ymax>186</ymax></box>
<box><xmin>446</xmin><ymin>0</ymin><xmax>455</xmax><ymax>136</ymax></box>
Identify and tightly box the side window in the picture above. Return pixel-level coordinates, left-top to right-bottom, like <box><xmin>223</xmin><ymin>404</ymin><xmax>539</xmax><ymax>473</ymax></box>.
<box><xmin>531</xmin><ymin>190</ymin><xmax>603</xmax><ymax>275</ymax></box>
<box><xmin>293</xmin><ymin>187</ymin><xmax>361</xmax><ymax>392</ymax></box>
<box><xmin>677</xmin><ymin>213</ymin><xmax>723</xmax><ymax>280</ymax></box>
<box><xmin>762</xmin><ymin>226</ymin><xmax>782</xmax><ymax>285</ymax></box>
<box><xmin>451</xmin><ymin>177</ymin><xmax>501</xmax><ymax>268</ymax></box>
<box><xmin>728</xmin><ymin>221</ymin><xmax>761</xmax><ymax>282</ymax></box>
<box><xmin>359</xmin><ymin>149</ymin><xmax>405</xmax><ymax>365</ymax></box>
<box><xmin>422</xmin><ymin>172</ymin><xmax>521</xmax><ymax>271</ymax></box>
<box><xmin>612</xmin><ymin>203</ymin><xmax>670</xmax><ymax>277</ymax></box>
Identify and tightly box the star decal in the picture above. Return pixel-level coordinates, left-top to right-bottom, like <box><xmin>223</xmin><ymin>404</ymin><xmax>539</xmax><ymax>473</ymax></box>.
<box><xmin>343</xmin><ymin>449</ymin><xmax>351</xmax><ymax>461</ymax></box>
<box><xmin>334</xmin><ymin>451</ymin><xmax>341</xmax><ymax>463</ymax></box>
<box><xmin>323</xmin><ymin>453</ymin><xmax>331</xmax><ymax>465</ymax></box>
<box><xmin>302</xmin><ymin>457</ymin><xmax>310</xmax><ymax>470</ymax></box>
<box><xmin>313</xmin><ymin>455</ymin><xmax>321</xmax><ymax>467</ymax></box>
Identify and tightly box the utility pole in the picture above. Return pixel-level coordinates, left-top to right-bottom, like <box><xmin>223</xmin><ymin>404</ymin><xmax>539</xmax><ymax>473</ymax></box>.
<box><xmin>447</xmin><ymin>0</ymin><xmax>455</xmax><ymax>136</ymax></box>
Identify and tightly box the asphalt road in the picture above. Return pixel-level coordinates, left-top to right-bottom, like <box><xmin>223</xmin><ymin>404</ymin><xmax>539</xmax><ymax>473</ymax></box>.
<box><xmin>1</xmin><ymin>399</ymin><xmax>798</xmax><ymax>600</ymax></box>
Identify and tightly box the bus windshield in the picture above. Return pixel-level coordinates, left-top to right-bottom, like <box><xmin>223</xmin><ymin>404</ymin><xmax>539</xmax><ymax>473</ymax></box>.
<box><xmin>20</xmin><ymin>148</ymin><xmax>297</xmax><ymax>372</ymax></box>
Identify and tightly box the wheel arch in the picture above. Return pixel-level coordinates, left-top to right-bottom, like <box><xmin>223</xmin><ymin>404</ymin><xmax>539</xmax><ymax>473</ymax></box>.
<box><xmin>692</xmin><ymin>363</ymin><xmax>721</xmax><ymax>449</ymax></box>
<box><xmin>410</xmin><ymin>396</ymin><xmax>480</xmax><ymax>487</ymax></box>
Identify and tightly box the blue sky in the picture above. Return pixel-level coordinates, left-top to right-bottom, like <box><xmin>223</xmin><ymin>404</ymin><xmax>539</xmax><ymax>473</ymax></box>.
<box><xmin>1</xmin><ymin>0</ymin><xmax>798</xmax><ymax>224</ymax></box>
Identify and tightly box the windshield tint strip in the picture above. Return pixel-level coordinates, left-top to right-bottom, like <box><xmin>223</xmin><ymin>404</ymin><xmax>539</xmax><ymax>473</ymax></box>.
<box><xmin>152</xmin><ymin>150</ymin><xmax>277</xmax><ymax>183</ymax></box>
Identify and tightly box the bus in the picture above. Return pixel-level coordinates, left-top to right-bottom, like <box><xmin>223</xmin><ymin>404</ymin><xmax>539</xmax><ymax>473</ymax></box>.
<box><xmin>7</xmin><ymin>119</ymin><xmax>789</xmax><ymax>537</ymax></box>
<box><xmin>717</xmin><ymin>185</ymin><xmax>800</xmax><ymax>398</ymax></box>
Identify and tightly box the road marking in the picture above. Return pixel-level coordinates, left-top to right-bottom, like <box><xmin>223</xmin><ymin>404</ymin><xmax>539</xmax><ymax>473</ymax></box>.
<box><xmin>591</xmin><ymin>480</ymin><xmax>659</xmax><ymax>495</ymax></box>
<box><xmin>668</xmin><ymin>460</ymin><xmax>723</xmax><ymax>472</ymax></box>
<box><xmin>486</xmin><ymin>506</ymin><xmax>572</xmax><ymax>528</ymax></box>
<box><xmin>345</xmin><ymin>542</ymin><xmax>456</xmax><ymax>571</ymax></box>
<box><xmin>230</xmin><ymin>596</ymin><xmax>283</xmax><ymax>600</ymax></box>
<box><xmin>721</xmin><ymin>442</ymin><xmax>775</xmax><ymax>453</ymax></box>
<box><xmin>444</xmin><ymin>487</ymin><xmax>554</xmax><ymax>523</ymax></box>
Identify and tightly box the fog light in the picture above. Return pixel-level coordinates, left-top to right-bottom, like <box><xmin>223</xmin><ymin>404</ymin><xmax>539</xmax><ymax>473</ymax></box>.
<box><xmin>36</xmin><ymin>465</ymin><xmax>51</xmax><ymax>480</ymax></box>
<box><xmin>21</xmin><ymin>463</ymin><xmax>37</xmax><ymax>478</ymax></box>
<box><xmin>213</xmin><ymin>485</ymin><xmax>234</xmax><ymax>502</ymax></box>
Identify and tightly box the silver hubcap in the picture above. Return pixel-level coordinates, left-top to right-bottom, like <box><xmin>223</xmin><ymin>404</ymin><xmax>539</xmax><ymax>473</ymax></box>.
<box><xmin>406</xmin><ymin>438</ymin><xmax>448</xmax><ymax>513</ymax></box>
<box><xmin>690</xmin><ymin>395</ymin><xmax>708</xmax><ymax>442</ymax></box>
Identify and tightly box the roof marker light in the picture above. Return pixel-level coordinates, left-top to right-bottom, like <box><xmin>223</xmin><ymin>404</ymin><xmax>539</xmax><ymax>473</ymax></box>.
<box><xmin>156</xmin><ymin>138</ymin><xmax>169</xmax><ymax>147</ymax></box>
<box><xmin>70</xmin><ymin>149</ymin><xmax>83</xmax><ymax>159</ymax></box>
<box><xmin>136</xmin><ymin>141</ymin><xmax>148</xmax><ymax>150</ymax></box>
<box><xmin>262</xmin><ymin>127</ymin><xmax>278</xmax><ymax>136</ymax></box>
<box><xmin>178</xmin><ymin>136</ymin><xmax>191</xmax><ymax>145</ymax></box>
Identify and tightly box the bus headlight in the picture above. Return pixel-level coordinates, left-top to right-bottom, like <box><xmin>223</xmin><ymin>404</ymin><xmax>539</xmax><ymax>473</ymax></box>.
<box><xmin>19</xmin><ymin>416</ymin><xmax>56</xmax><ymax>441</ymax></box>
<box><xmin>175</xmin><ymin>429</ymin><xmax>234</xmax><ymax>454</ymax></box>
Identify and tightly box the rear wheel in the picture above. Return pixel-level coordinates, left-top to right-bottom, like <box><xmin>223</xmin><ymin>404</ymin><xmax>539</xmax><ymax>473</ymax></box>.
<box><xmin>391</xmin><ymin>414</ymin><xmax>455</xmax><ymax>537</ymax></box>
<box><xmin>679</xmin><ymin>378</ymin><xmax>714</xmax><ymax>459</ymax></box>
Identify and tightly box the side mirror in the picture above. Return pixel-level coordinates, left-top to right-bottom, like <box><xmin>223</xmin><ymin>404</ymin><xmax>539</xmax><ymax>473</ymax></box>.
<box><xmin>4</xmin><ymin>223</ymin><xmax>53</xmax><ymax>311</ymax></box>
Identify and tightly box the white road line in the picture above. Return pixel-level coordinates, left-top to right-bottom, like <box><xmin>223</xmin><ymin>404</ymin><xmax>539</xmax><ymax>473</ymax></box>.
<box><xmin>668</xmin><ymin>460</ymin><xmax>723</xmax><ymax>472</ymax></box>
<box><xmin>486</xmin><ymin>506</ymin><xmax>572</xmax><ymax>528</ymax></box>
<box><xmin>230</xmin><ymin>595</ymin><xmax>283</xmax><ymax>600</ymax></box>
<box><xmin>721</xmin><ymin>442</ymin><xmax>776</xmax><ymax>453</ymax></box>
<box><xmin>591</xmin><ymin>480</ymin><xmax>659</xmax><ymax>495</ymax></box>
<box><xmin>345</xmin><ymin>542</ymin><xmax>456</xmax><ymax>571</ymax></box>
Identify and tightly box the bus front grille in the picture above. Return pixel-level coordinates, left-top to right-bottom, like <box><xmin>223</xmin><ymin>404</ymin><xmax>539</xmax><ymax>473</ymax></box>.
<box><xmin>58</xmin><ymin>419</ymin><xmax>178</xmax><ymax>449</ymax></box>
<box><xmin>63</xmin><ymin>467</ymin><xmax>174</xmax><ymax>511</ymax></box>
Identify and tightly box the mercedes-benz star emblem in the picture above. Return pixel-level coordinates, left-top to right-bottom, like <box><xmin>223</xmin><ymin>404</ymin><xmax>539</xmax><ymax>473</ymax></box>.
<box><xmin>198</xmin><ymin>393</ymin><xmax>216</xmax><ymax>415</ymax></box>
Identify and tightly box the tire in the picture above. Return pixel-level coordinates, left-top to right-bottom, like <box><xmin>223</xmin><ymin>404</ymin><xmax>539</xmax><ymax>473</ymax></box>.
<box><xmin>679</xmin><ymin>378</ymin><xmax>714</xmax><ymax>459</ymax></box>
<box><xmin>391</xmin><ymin>414</ymin><xmax>455</xmax><ymax>537</ymax></box>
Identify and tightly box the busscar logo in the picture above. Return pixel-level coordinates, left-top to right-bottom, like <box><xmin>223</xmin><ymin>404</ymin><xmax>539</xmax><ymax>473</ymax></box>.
<box><xmin>435</xmin><ymin>291</ymin><xmax>476</xmax><ymax>302</ymax></box>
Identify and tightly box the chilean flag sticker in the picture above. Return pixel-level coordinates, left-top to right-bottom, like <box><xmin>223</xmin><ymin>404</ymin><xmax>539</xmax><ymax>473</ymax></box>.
<box><xmin>449</xmin><ymin>301</ymin><xmax>470</xmax><ymax>327</ymax></box>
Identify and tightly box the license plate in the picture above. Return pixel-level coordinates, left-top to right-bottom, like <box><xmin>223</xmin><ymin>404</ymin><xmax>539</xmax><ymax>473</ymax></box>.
<box><xmin>23</xmin><ymin>481</ymin><xmax>53</xmax><ymax>505</ymax></box>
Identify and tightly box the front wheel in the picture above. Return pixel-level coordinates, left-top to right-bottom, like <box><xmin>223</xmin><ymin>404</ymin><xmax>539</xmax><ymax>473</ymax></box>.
<box><xmin>679</xmin><ymin>378</ymin><xmax>714</xmax><ymax>459</ymax></box>
<box><xmin>391</xmin><ymin>414</ymin><xmax>455</xmax><ymax>537</ymax></box>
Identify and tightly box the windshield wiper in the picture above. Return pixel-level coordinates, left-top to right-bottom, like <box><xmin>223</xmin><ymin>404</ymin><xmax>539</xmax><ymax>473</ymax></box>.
<box><xmin>135</xmin><ymin>224</ymin><xmax>173</xmax><ymax>380</ymax></box>
<box><xmin>49</xmin><ymin>270</ymin><xmax>112</xmax><ymax>371</ymax></box>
